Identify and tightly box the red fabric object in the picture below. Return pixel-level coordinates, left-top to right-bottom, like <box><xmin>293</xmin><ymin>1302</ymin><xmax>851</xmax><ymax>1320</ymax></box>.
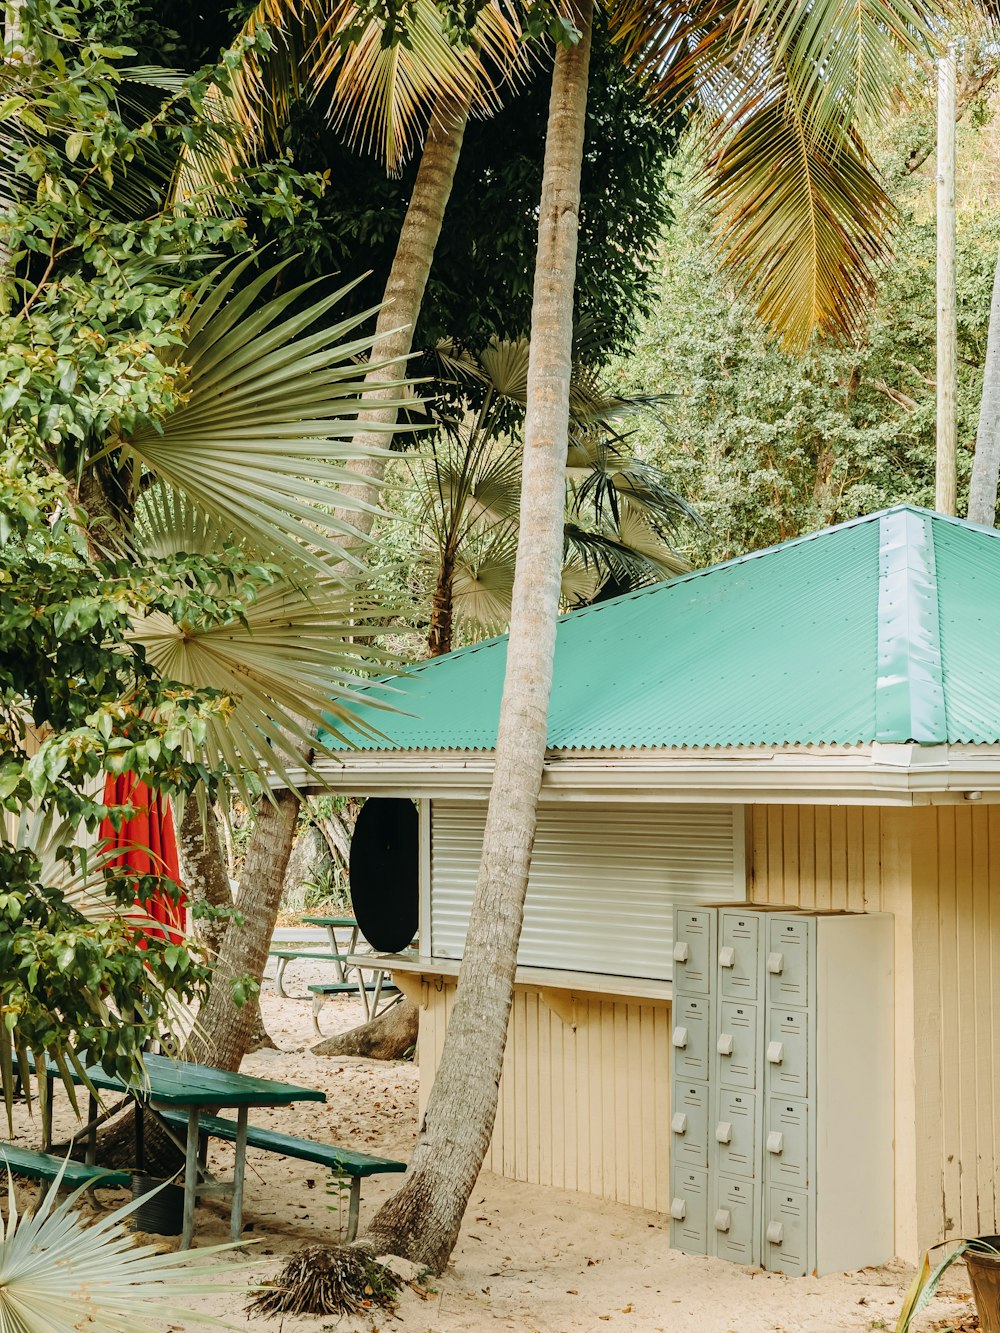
<box><xmin>98</xmin><ymin>772</ymin><xmax>186</xmax><ymax>945</ymax></box>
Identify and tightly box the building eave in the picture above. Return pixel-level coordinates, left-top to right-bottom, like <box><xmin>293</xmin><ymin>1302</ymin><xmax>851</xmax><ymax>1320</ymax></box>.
<box><xmin>279</xmin><ymin>741</ymin><xmax>1000</xmax><ymax>806</ymax></box>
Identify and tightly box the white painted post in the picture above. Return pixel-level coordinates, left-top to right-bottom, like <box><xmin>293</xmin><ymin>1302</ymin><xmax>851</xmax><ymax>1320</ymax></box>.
<box><xmin>936</xmin><ymin>47</ymin><xmax>958</xmax><ymax>516</ymax></box>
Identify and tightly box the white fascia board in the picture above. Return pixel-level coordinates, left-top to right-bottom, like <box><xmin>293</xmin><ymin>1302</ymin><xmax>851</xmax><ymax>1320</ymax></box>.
<box><xmin>279</xmin><ymin>743</ymin><xmax>1000</xmax><ymax>805</ymax></box>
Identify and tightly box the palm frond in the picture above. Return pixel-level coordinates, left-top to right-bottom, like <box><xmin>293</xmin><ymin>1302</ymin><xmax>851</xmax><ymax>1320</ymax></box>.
<box><xmin>609</xmin><ymin>0</ymin><xmax>939</xmax><ymax>347</ymax></box>
<box><xmin>115</xmin><ymin>258</ymin><xmax>415</xmax><ymax>576</ymax></box>
<box><xmin>309</xmin><ymin>0</ymin><xmax>524</xmax><ymax>173</ymax></box>
<box><xmin>131</xmin><ymin>488</ymin><xmax>399</xmax><ymax>799</ymax></box>
<box><xmin>703</xmin><ymin>78</ymin><xmax>895</xmax><ymax>347</ymax></box>
<box><xmin>0</xmin><ymin>1164</ymin><xmax>246</xmax><ymax>1332</ymax></box>
<box><xmin>450</xmin><ymin>526</ymin><xmax>518</xmax><ymax>634</ymax></box>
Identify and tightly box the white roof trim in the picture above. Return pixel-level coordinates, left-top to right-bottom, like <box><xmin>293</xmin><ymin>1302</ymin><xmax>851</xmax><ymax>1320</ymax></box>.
<box><xmin>278</xmin><ymin>742</ymin><xmax>1000</xmax><ymax>806</ymax></box>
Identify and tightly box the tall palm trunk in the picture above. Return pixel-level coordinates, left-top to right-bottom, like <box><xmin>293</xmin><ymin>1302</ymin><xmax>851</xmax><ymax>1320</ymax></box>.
<box><xmin>364</xmin><ymin>1</ymin><xmax>594</xmax><ymax>1273</ymax></box>
<box><xmin>968</xmin><ymin>243</ymin><xmax>1000</xmax><ymax>526</ymax></box>
<box><xmin>199</xmin><ymin>95</ymin><xmax>471</xmax><ymax>1073</ymax></box>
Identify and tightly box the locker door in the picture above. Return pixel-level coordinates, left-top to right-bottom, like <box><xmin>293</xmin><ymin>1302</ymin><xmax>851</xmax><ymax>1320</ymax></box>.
<box><xmin>713</xmin><ymin>1176</ymin><xmax>759</xmax><ymax>1266</ymax></box>
<box><xmin>670</xmin><ymin>1168</ymin><xmax>709</xmax><ymax>1254</ymax></box>
<box><xmin>764</xmin><ymin>1008</ymin><xmax>810</xmax><ymax>1098</ymax></box>
<box><xmin>764</xmin><ymin>1188</ymin><xmax>810</xmax><ymax>1276</ymax></box>
<box><xmin>671</xmin><ymin>1081</ymin><xmax>710</xmax><ymax>1169</ymax></box>
<box><xmin>716</xmin><ymin>1001</ymin><xmax>759</xmax><ymax>1089</ymax></box>
<box><xmin>715</xmin><ymin>1089</ymin><xmax>757</xmax><ymax>1179</ymax></box>
<box><xmin>673</xmin><ymin>909</ymin><xmax>715</xmax><ymax>995</ymax></box>
<box><xmin>672</xmin><ymin>996</ymin><xmax>712</xmax><ymax>1081</ymax></box>
<box><xmin>766</xmin><ymin>917</ymin><xmax>811</xmax><ymax>1009</ymax></box>
<box><xmin>719</xmin><ymin>911</ymin><xmax>760</xmax><ymax>1000</ymax></box>
<box><xmin>764</xmin><ymin>1096</ymin><xmax>810</xmax><ymax>1190</ymax></box>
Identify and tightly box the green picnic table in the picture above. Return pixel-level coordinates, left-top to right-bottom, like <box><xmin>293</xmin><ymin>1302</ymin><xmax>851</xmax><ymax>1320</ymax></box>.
<box><xmin>35</xmin><ymin>1052</ymin><xmax>325</xmax><ymax>1249</ymax></box>
<box><xmin>300</xmin><ymin>915</ymin><xmax>360</xmax><ymax>980</ymax></box>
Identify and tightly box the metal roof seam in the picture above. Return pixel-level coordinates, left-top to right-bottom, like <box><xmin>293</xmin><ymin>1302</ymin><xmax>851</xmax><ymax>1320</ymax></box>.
<box><xmin>874</xmin><ymin>509</ymin><xmax>947</xmax><ymax>744</ymax></box>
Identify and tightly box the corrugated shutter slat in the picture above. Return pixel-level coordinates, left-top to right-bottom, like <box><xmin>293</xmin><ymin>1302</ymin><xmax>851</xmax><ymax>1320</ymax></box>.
<box><xmin>430</xmin><ymin>802</ymin><xmax>743</xmax><ymax>980</ymax></box>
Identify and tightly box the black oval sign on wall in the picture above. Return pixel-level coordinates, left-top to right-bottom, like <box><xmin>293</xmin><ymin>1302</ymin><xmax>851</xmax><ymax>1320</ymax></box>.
<box><xmin>349</xmin><ymin>798</ymin><xmax>419</xmax><ymax>953</ymax></box>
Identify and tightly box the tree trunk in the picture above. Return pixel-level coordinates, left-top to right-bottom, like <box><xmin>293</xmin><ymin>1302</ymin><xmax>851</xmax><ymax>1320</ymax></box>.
<box><xmin>427</xmin><ymin>543</ymin><xmax>457</xmax><ymax>656</ymax></box>
<box><xmin>176</xmin><ymin>800</ymin><xmax>232</xmax><ymax>960</ymax></box>
<box><xmin>363</xmin><ymin>3</ymin><xmax>594</xmax><ymax>1273</ymax></box>
<box><xmin>968</xmin><ymin>243</ymin><xmax>1000</xmax><ymax>526</ymax></box>
<box><xmin>204</xmin><ymin>98</ymin><xmax>473</xmax><ymax>1071</ymax></box>
<box><xmin>312</xmin><ymin>997</ymin><xmax>418</xmax><ymax>1059</ymax></box>
<box><xmin>189</xmin><ymin>790</ymin><xmax>299</xmax><ymax>1071</ymax></box>
<box><xmin>336</xmin><ymin>93</ymin><xmax>472</xmax><ymax>536</ymax></box>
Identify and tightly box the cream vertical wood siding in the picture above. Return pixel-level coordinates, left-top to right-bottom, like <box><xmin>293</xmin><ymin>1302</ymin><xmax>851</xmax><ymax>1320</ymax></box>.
<box><xmin>430</xmin><ymin>801</ymin><xmax>743</xmax><ymax>979</ymax></box>
<box><xmin>749</xmin><ymin>803</ymin><xmax>1000</xmax><ymax>1258</ymax></box>
<box><xmin>418</xmin><ymin>982</ymin><xmax>673</xmax><ymax>1213</ymax></box>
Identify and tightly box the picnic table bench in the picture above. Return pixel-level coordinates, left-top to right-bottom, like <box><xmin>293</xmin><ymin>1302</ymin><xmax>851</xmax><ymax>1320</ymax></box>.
<box><xmin>0</xmin><ymin>1142</ymin><xmax>131</xmax><ymax>1195</ymax></box>
<box><xmin>309</xmin><ymin>978</ymin><xmax>401</xmax><ymax>1035</ymax></box>
<box><xmin>267</xmin><ymin>947</ymin><xmax>346</xmax><ymax>998</ymax></box>
<box><xmin>158</xmin><ymin>1110</ymin><xmax>405</xmax><ymax>1240</ymax></box>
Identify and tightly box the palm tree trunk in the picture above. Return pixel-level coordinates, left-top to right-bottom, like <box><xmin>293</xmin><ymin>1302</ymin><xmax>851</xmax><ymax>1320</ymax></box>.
<box><xmin>176</xmin><ymin>800</ymin><xmax>232</xmax><ymax>960</ymax></box>
<box><xmin>337</xmin><ymin>91</ymin><xmax>472</xmax><ymax>536</ymax></box>
<box><xmin>189</xmin><ymin>790</ymin><xmax>299</xmax><ymax>1071</ymax></box>
<box><xmin>195</xmin><ymin>97</ymin><xmax>472</xmax><ymax>1074</ymax></box>
<box><xmin>968</xmin><ymin>243</ymin><xmax>1000</xmax><ymax>526</ymax></box>
<box><xmin>427</xmin><ymin>544</ymin><xmax>457</xmax><ymax>656</ymax></box>
<box><xmin>364</xmin><ymin>2</ymin><xmax>594</xmax><ymax>1273</ymax></box>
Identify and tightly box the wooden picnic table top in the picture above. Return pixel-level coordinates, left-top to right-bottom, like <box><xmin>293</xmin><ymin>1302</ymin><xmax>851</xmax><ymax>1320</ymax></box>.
<box><xmin>301</xmin><ymin>915</ymin><xmax>357</xmax><ymax>928</ymax></box>
<box><xmin>39</xmin><ymin>1052</ymin><xmax>327</xmax><ymax>1110</ymax></box>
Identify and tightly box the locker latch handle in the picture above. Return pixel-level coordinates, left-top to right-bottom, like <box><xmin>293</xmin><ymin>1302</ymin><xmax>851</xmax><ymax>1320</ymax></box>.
<box><xmin>719</xmin><ymin>946</ymin><xmax>735</xmax><ymax>968</ymax></box>
<box><xmin>673</xmin><ymin>941</ymin><xmax>690</xmax><ymax>963</ymax></box>
<box><xmin>766</xmin><ymin>1222</ymin><xmax>784</xmax><ymax>1245</ymax></box>
<box><xmin>766</xmin><ymin>1131</ymin><xmax>784</xmax><ymax>1155</ymax></box>
<box><xmin>671</xmin><ymin>1113</ymin><xmax>688</xmax><ymax>1135</ymax></box>
<box><xmin>672</xmin><ymin>1026</ymin><xmax>689</xmax><ymax>1049</ymax></box>
<box><xmin>714</xmin><ymin>1209</ymin><xmax>731</xmax><ymax>1233</ymax></box>
<box><xmin>715</xmin><ymin>1121</ymin><xmax>732</xmax><ymax>1145</ymax></box>
<box><xmin>767</xmin><ymin>951</ymin><xmax>784</xmax><ymax>974</ymax></box>
<box><xmin>766</xmin><ymin>1040</ymin><xmax>784</xmax><ymax>1064</ymax></box>
<box><xmin>717</xmin><ymin>1033</ymin><xmax>734</xmax><ymax>1056</ymax></box>
<box><xmin>670</xmin><ymin>1198</ymin><xmax>686</xmax><ymax>1220</ymax></box>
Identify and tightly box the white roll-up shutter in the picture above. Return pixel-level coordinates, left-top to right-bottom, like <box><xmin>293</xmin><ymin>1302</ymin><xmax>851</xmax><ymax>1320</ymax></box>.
<box><xmin>429</xmin><ymin>801</ymin><xmax>744</xmax><ymax>981</ymax></box>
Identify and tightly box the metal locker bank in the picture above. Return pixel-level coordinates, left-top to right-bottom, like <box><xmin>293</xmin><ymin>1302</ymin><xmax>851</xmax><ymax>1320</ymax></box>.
<box><xmin>669</xmin><ymin>904</ymin><xmax>894</xmax><ymax>1275</ymax></box>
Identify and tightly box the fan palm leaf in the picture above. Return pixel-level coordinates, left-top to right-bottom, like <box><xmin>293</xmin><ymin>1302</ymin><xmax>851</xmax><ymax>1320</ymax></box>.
<box><xmin>113</xmin><ymin>258</ymin><xmax>413</xmax><ymax>576</ymax></box>
<box><xmin>130</xmin><ymin>488</ymin><xmax>398</xmax><ymax>799</ymax></box>
<box><xmin>0</xmin><ymin>1164</ymin><xmax>246</xmax><ymax>1332</ymax></box>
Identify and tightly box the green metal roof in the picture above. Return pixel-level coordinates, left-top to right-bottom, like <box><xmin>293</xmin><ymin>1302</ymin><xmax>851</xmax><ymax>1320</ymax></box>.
<box><xmin>332</xmin><ymin>506</ymin><xmax>1000</xmax><ymax>752</ymax></box>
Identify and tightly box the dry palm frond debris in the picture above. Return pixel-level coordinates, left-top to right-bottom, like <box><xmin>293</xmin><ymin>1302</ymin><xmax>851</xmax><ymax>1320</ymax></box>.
<box><xmin>247</xmin><ymin>1244</ymin><xmax>401</xmax><ymax>1318</ymax></box>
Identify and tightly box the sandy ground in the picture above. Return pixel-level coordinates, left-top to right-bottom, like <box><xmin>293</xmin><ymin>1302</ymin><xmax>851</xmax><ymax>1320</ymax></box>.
<box><xmin>7</xmin><ymin>952</ymin><xmax>981</xmax><ymax>1333</ymax></box>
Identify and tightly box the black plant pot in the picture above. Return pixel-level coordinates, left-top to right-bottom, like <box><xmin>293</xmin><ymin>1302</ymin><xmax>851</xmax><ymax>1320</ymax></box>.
<box><xmin>965</xmin><ymin>1236</ymin><xmax>1000</xmax><ymax>1333</ymax></box>
<box><xmin>130</xmin><ymin>1172</ymin><xmax>184</xmax><ymax>1235</ymax></box>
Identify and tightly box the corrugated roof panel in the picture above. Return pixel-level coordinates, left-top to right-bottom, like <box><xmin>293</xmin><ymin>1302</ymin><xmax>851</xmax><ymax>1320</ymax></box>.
<box><xmin>325</xmin><ymin>505</ymin><xmax>1000</xmax><ymax>753</ymax></box>
<box><xmin>335</xmin><ymin>512</ymin><xmax>881</xmax><ymax>751</ymax></box>
<box><xmin>934</xmin><ymin>517</ymin><xmax>1000</xmax><ymax>744</ymax></box>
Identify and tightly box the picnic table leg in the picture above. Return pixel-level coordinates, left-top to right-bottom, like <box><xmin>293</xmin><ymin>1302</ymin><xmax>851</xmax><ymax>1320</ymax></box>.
<box><xmin>326</xmin><ymin>926</ymin><xmax>346</xmax><ymax>983</ymax></box>
<box><xmin>135</xmin><ymin>1101</ymin><xmax>145</xmax><ymax>1171</ymax></box>
<box><xmin>41</xmin><ymin>1074</ymin><xmax>53</xmax><ymax>1152</ymax></box>
<box><xmin>355</xmin><ymin>964</ymin><xmax>372</xmax><ymax>1022</ymax></box>
<box><xmin>181</xmin><ymin>1108</ymin><xmax>199</xmax><ymax>1251</ymax></box>
<box><xmin>274</xmin><ymin>956</ymin><xmax>290</xmax><ymax>1000</ymax></box>
<box><xmin>371</xmin><ymin>968</ymin><xmax>385</xmax><ymax>1017</ymax></box>
<box><xmin>230</xmin><ymin>1106</ymin><xmax>248</xmax><ymax>1243</ymax></box>
<box><xmin>346</xmin><ymin>1177</ymin><xmax>362</xmax><ymax>1243</ymax></box>
<box><xmin>85</xmin><ymin>1090</ymin><xmax>98</xmax><ymax>1165</ymax></box>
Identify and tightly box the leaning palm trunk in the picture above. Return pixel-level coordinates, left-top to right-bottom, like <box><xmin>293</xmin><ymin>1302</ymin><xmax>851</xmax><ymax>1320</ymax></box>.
<box><xmin>199</xmin><ymin>96</ymin><xmax>471</xmax><ymax>1074</ymax></box>
<box><xmin>968</xmin><ymin>243</ymin><xmax>1000</xmax><ymax>526</ymax></box>
<box><xmin>364</xmin><ymin>0</ymin><xmax>594</xmax><ymax>1272</ymax></box>
<box><xmin>191</xmin><ymin>790</ymin><xmax>299</xmax><ymax>1070</ymax></box>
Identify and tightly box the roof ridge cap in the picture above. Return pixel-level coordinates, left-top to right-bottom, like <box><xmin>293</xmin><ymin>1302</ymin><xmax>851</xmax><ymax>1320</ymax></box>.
<box><xmin>874</xmin><ymin>509</ymin><xmax>947</xmax><ymax>743</ymax></box>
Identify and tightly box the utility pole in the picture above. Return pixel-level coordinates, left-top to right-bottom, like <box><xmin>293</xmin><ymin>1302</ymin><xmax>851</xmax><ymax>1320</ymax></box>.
<box><xmin>936</xmin><ymin>46</ymin><xmax>957</xmax><ymax>515</ymax></box>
